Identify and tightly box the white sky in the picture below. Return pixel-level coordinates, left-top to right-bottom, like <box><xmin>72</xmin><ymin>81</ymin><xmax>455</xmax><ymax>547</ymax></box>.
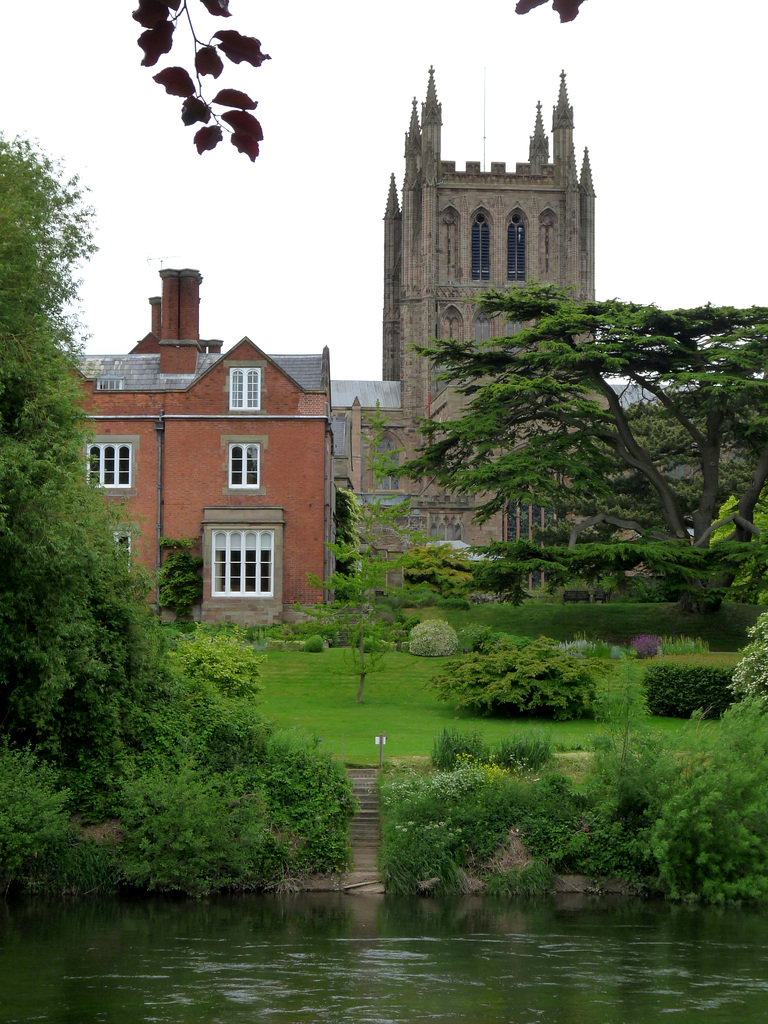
<box><xmin>2</xmin><ymin>1</ymin><xmax>765</xmax><ymax>380</ymax></box>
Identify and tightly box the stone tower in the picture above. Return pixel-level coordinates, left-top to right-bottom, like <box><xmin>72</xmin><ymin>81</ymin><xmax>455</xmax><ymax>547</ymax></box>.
<box><xmin>383</xmin><ymin>68</ymin><xmax>595</xmax><ymax>424</ymax></box>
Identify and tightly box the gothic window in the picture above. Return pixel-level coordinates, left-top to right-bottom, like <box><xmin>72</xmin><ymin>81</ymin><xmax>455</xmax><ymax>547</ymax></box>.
<box><xmin>540</xmin><ymin>211</ymin><xmax>557</xmax><ymax>277</ymax></box>
<box><xmin>507</xmin><ymin>213</ymin><xmax>526</xmax><ymax>281</ymax></box>
<box><xmin>475</xmin><ymin>314</ymin><xmax>490</xmax><ymax>344</ymax></box>
<box><xmin>441</xmin><ymin>307</ymin><xmax>462</xmax><ymax>342</ymax></box>
<box><xmin>471</xmin><ymin>213</ymin><xmax>490</xmax><ymax>281</ymax></box>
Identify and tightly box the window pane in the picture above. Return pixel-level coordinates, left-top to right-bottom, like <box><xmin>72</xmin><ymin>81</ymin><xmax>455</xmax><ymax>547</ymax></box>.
<box><xmin>230</xmin><ymin>444</ymin><xmax>243</xmax><ymax>485</ymax></box>
<box><xmin>231</xmin><ymin>370</ymin><xmax>244</xmax><ymax>408</ymax></box>
<box><xmin>245</xmin><ymin>445</ymin><xmax>259</xmax><ymax>485</ymax></box>
<box><xmin>117</xmin><ymin>445</ymin><xmax>130</xmax><ymax>485</ymax></box>
<box><xmin>244</xmin><ymin>534</ymin><xmax>257</xmax><ymax>592</ymax></box>
<box><xmin>246</xmin><ymin>370</ymin><xmax>260</xmax><ymax>408</ymax></box>
<box><xmin>103</xmin><ymin>445</ymin><xmax>116</xmax><ymax>485</ymax></box>
<box><xmin>88</xmin><ymin>445</ymin><xmax>101</xmax><ymax>484</ymax></box>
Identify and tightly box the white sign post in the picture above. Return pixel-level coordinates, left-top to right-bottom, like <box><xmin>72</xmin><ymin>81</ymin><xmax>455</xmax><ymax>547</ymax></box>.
<box><xmin>375</xmin><ymin>733</ymin><xmax>387</xmax><ymax>769</ymax></box>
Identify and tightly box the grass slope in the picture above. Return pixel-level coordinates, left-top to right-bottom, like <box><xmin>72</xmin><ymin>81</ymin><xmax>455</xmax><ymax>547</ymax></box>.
<box><xmin>258</xmin><ymin>649</ymin><xmax>733</xmax><ymax>766</ymax></box>
<box><xmin>417</xmin><ymin>601</ymin><xmax>763</xmax><ymax>651</ymax></box>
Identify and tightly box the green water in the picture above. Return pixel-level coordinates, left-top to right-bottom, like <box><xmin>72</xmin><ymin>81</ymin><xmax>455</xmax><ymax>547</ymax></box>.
<box><xmin>2</xmin><ymin>893</ymin><xmax>767</xmax><ymax>1023</ymax></box>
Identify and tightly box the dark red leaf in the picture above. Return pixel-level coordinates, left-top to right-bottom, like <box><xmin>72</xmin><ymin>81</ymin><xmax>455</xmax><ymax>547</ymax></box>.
<box><xmin>552</xmin><ymin>0</ymin><xmax>584</xmax><ymax>21</ymax></box>
<box><xmin>194</xmin><ymin>125</ymin><xmax>223</xmax><ymax>154</ymax></box>
<box><xmin>139</xmin><ymin>21</ymin><xmax>174</xmax><ymax>67</ymax></box>
<box><xmin>181</xmin><ymin>96</ymin><xmax>211</xmax><ymax>126</ymax></box>
<box><xmin>515</xmin><ymin>0</ymin><xmax>585</xmax><ymax>19</ymax></box>
<box><xmin>195</xmin><ymin>45</ymin><xmax>224</xmax><ymax>78</ymax></box>
<box><xmin>153</xmin><ymin>66</ymin><xmax>195</xmax><ymax>97</ymax></box>
<box><xmin>132</xmin><ymin>0</ymin><xmax>171</xmax><ymax>29</ymax></box>
<box><xmin>213</xmin><ymin>31</ymin><xmax>270</xmax><ymax>67</ymax></box>
<box><xmin>211</xmin><ymin>89</ymin><xmax>257</xmax><ymax>110</ymax></box>
<box><xmin>198</xmin><ymin>0</ymin><xmax>231</xmax><ymax>15</ymax></box>
<box><xmin>221</xmin><ymin>110</ymin><xmax>263</xmax><ymax>140</ymax></box>
<box><xmin>231</xmin><ymin>133</ymin><xmax>260</xmax><ymax>161</ymax></box>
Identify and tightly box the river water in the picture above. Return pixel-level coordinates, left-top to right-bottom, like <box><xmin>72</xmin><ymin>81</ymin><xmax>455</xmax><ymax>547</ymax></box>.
<box><xmin>2</xmin><ymin>893</ymin><xmax>767</xmax><ymax>1024</ymax></box>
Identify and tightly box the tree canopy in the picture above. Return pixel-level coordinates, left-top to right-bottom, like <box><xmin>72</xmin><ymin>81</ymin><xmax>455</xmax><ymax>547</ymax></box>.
<box><xmin>0</xmin><ymin>135</ymin><xmax>165</xmax><ymax>804</ymax></box>
<box><xmin>406</xmin><ymin>285</ymin><xmax>768</xmax><ymax>609</ymax></box>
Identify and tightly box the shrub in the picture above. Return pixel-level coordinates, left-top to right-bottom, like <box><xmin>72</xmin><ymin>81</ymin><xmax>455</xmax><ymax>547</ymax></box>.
<box><xmin>304</xmin><ymin>635</ymin><xmax>324</xmax><ymax>653</ymax></box>
<box><xmin>409</xmin><ymin>619</ymin><xmax>459</xmax><ymax>657</ymax></box>
<box><xmin>651</xmin><ymin>700</ymin><xmax>768</xmax><ymax>902</ymax></box>
<box><xmin>643</xmin><ymin>664</ymin><xmax>734</xmax><ymax>718</ymax></box>
<box><xmin>170</xmin><ymin>624</ymin><xmax>264</xmax><ymax>699</ymax></box>
<box><xmin>431</xmin><ymin>728</ymin><xmax>488</xmax><ymax>770</ymax></box>
<box><xmin>431</xmin><ymin>638</ymin><xmax>598</xmax><ymax>719</ymax></box>
<box><xmin>731</xmin><ymin>611</ymin><xmax>768</xmax><ymax>700</ymax></box>
<box><xmin>119</xmin><ymin>766</ymin><xmax>283</xmax><ymax>895</ymax></box>
<box><xmin>0</xmin><ymin>745</ymin><xmax>73</xmax><ymax>890</ymax></box>
<box><xmin>630</xmin><ymin>634</ymin><xmax>662</xmax><ymax>659</ymax></box>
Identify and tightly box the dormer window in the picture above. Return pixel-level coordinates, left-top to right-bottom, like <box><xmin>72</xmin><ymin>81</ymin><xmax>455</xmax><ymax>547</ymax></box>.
<box><xmin>96</xmin><ymin>377</ymin><xmax>124</xmax><ymax>391</ymax></box>
<box><xmin>229</xmin><ymin>367</ymin><xmax>261</xmax><ymax>410</ymax></box>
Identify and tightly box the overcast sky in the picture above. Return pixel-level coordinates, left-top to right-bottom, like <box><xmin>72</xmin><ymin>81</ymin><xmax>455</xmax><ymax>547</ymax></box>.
<box><xmin>2</xmin><ymin>1</ymin><xmax>765</xmax><ymax>379</ymax></box>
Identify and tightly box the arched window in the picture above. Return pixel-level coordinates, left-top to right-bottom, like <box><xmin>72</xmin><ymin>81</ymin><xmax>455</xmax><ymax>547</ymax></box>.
<box><xmin>471</xmin><ymin>213</ymin><xmax>490</xmax><ymax>281</ymax></box>
<box><xmin>441</xmin><ymin>307</ymin><xmax>462</xmax><ymax>342</ymax></box>
<box><xmin>475</xmin><ymin>314</ymin><xmax>490</xmax><ymax>344</ymax></box>
<box><xmin>507</xmin><ymin>213</ymin><xmax>526</xmax><ymax>281</ymax></box>
<box><xmin>376</xmin><ymin>437</ymin><xmax>399</xmax><ymax>490</ymax></box>
<box><xmin>229</xmin><ymin>367</ymin><xmax>261</xmax><ymax>410</ymax></box>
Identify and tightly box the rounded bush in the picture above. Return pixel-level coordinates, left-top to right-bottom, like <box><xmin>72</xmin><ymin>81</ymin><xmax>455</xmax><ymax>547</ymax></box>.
<box><xmin>304</xmin><ymin>635</ymin><xmax>324</xmax><ymax>653</ymax></box>
<box><xmin>409</xmin><ymin>620</ymin><xmax>459</xmax><ymax>657</ymax></box>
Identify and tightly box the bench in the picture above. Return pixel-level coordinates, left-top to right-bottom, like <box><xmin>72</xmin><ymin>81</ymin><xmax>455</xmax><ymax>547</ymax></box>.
<box><xmin>592</xmin><ymin>590</ymin><xmax>610</xmax><ymax>604</ymax></box>
<box><xmin>563</xmin><ymin>590</ymin><xmax>591</xmax><ymax>604</ymax></box>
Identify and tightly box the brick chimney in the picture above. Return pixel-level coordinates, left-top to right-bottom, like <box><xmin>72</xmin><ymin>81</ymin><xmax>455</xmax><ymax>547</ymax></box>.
<box><xmin>149</xmin><ymin>295</ymin><xmax>161</xmax><ymax>337</ymax></box>
<box><xmin>158</xmin><ymin>268</ymin><xmax>203</xmax><ymax>374</ymax></box>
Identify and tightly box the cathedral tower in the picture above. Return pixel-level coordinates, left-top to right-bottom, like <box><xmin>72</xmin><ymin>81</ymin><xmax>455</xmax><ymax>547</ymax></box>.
<box><xmin>383</xmin><ymin>69</ymin><xmax>595</xmax><ymax>423</ymax></box>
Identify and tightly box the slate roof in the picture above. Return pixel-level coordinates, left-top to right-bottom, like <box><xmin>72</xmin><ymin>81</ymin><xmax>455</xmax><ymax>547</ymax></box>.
<box><xmin>330</xmin><ymin>380</ymin><xmax>401</xmax><ymax>409</ymax></box>
<box><xmin>80</xmin><ymin>352</ymin><xmax>326</xmax><ymax>392</ymax></box>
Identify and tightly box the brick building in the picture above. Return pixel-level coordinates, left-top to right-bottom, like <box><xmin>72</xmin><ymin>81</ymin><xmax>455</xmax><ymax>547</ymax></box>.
<box><xmin>79</xmin><ymin>268</ymin><xmax>332</xmax><ymax>624</ymax></box>
<box><xmin>332</xmin><ymin>69</ymin><xmax>595</xmax><ymax>553</ymax></box>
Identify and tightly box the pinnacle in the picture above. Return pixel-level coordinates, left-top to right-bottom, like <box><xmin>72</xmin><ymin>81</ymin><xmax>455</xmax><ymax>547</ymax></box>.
<box><xmin>580</xmin><ymin>146</ymin><xmax>594</xmax><ymax>195</ymax></box>
<box><xmin>529</xmin><ymin>100</ymin><xmax>549</xmax><ymax>167</ymax></box>
<box><xmin>552</xmin><ymin>69</ymin><xmax>574</xmax><ymax>130</ymax></box>
<box><xmin>385</xmin><ymin>172</ymin><xmax>401</xmax><ymax>216</ymax></box>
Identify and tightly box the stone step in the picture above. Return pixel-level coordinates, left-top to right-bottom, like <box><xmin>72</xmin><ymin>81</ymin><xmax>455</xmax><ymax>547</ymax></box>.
<box><xmin>346</xmin><ymin>767</ymin><xmax>382</xmax><ymax>885</ymax></box>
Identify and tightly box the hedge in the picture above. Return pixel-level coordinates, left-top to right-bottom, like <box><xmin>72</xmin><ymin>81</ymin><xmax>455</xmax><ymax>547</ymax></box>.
<box><xmin>643</xmin><ymin>664</ymin><xmax>734</xmax><ymax>718</ymax></box>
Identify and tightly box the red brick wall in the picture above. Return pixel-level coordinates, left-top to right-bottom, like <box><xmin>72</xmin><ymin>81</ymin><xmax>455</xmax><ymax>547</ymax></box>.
<box><xmin>80</xmin><ymin>343</ymin><xmax>331</xmax><ymax>620</ymax></box>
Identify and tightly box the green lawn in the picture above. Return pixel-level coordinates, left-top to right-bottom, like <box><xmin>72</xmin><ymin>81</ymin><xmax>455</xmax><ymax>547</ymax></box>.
<box><xmin>258</xmin><ymin>649</ymin><xmax>732</xmax><ymax>766</ymax></box>
<box><xmin>416</xmin><ymin>601</ymin><xmax>763</xmax><ymax>652</ymax></box>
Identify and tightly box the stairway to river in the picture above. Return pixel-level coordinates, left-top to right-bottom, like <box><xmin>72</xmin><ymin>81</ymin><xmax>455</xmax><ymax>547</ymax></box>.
<box><xmin>344</xmin><ymin>768</ymin><xmax>384</xmax><ymax>892</ymax></box>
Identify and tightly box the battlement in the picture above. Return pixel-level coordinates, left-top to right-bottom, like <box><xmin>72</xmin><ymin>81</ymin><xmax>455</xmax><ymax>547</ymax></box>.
<box><xmin>439</xmin><ymin>160</ymin><xmax>556</xmax><ymax>185</ymax></box>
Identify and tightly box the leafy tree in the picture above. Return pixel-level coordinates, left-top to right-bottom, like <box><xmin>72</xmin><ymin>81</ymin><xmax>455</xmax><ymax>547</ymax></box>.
<box><xmin>401</xmin><ymin>542</ymin><xmax>474</xmax><ymax>597</ymax></box>
<box><xmin>0</xmin><ymin>135</ymin><xmax>165</xmax><ymax>808</ymax></box>
<box><xmin>134</xmin><ymin>0</ymin><xmax>269</xmax><ymax>160</ymax></box>
<box><xmin>406</xmin><ymin>285</ymin><xmax>768</xmax><ymax>610</ymax></box>
<box><xmin>308</xmin><ymin>405</ymin><xmax>412</xmax><ymax>702</ymax></box>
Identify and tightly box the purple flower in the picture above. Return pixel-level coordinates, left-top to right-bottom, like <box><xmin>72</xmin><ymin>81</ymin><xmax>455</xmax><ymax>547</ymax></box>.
<box><xmin>630</xmin><ymin>634</ymin><xmax>661</xmax><ymax>659</ymax></box>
